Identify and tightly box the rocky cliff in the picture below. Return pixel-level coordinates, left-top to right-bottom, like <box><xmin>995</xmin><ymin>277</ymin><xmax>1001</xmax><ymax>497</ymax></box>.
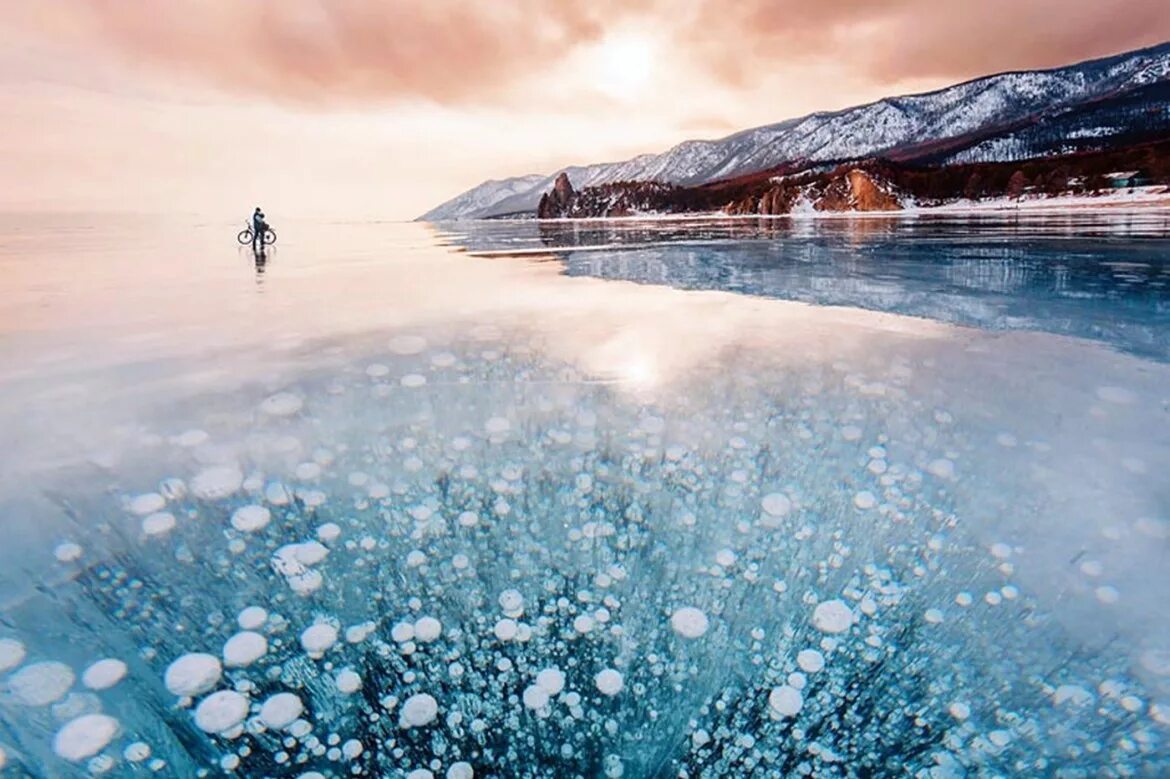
<box><xmin>531</xmin><ymin>138</ymin><xmax>1170</xmax><ymax>219</ymax></box>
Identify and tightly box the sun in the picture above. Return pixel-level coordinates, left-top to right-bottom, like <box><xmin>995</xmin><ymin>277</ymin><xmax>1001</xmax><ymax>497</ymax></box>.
<box><xmin>591</xmin><ymin>33</ymin><xmax>656</xmax><ymax>99</ymax></box>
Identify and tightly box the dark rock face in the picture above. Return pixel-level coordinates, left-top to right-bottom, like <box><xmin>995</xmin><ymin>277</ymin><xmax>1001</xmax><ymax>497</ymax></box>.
<box><xmin>538</xmin><ymin>176</ymin><xmax>680</xmax><ymax>219</ymax></box>
<box><xmin>537</xmin><ymin>173</ymin><xmax>576</xmax><ymax>218</ymax></box>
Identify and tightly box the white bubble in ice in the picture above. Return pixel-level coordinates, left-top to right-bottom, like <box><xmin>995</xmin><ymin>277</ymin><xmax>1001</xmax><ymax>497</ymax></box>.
<box><xmin>926</xmin><ymin>459</ymin><xmax>955</xmax><ymax>479</ymax></box>
<box><xmin>924</xmin><ymin>608</ymin><xmax>944</xmax><ymax>625</ymax></box>
<box><xmin>300</xmin><ymin>624</ymin><xmax>339</xmax><ymax>657</ymax></box>
<box><xmin>401</xmin><ymin>374</ymin><xmax>427</xmax><ymax>388</ymax></box>
<box><xmin>123</xmin><ymin>742</ymin><xmax>151</xmax><ymax>762</ymax></box>
<box><xmin>317</xmin><ymin>523</ymin><xmax>341</xmax><ymax>543</ymax></box>
<box><xmin>10</xmin><ymin>661</ymin><xmax>75</xmax><ymax>706</ymax></box>
<box><xmin>499</xmin><ymin>589</ymin><xmax>524</xmax><ymax>613</ymax></box>
<box><xmin>1095</xmin><ymin>586</ymin><xmax>1120</xmax><ymax>604</ymax></box>
<box><xmin>768</xmin><ymin>685</ymin><xmax>803</xmax><ymax>717</ymax></box>
<box><xmin>194</xmin><ymin>690</ymin><xmax>249</xmax><ymax>734</ymax></box>
<box><xmin>346</xmin><ymin>622</ymin><xmax>376</xmax><ymax>644</ymax></box>
<box><xmin>1096</xmin><ymin>386</ymin><xmax>1135</xmax><ymax>404</ymax></box>
<box><xmin>714</xmin><ymin>548</ymin><xmax>737</xmax><ymax>567</ymax></box>
<box><xmin>260</xmin><ymin>693</ymin><xmax>304</xmax><ymax>730</ymax></box>
<box><xmin>400</xmin><ymin>693</ymin><xmax>439</xmax><ymax>727</ymax></box>
<box><xmin>129</xmin><ymin>493</ymin><xmax>166</xmax><ymax>516</ymax></box>
<box><xmin>54</xmin><ymin>542</ymin><xmax>82</xmax><ymax>562</ymax></box>
<box><xmin>223</xmin><ymin>632</ymin><xmax>267</xmax><ymax>668</ymax></box>
<box><xmin>175</xmin><ymin>429</ymin><xmax>208</xmax><ymax>447</ymax></box>
<box><xmin>948</xmin><ymin>702</ymin><xmax>970</xmax><ymax>721</ymax></box>
<box><xmin>191</xmin><ymin>466</ymin><xmax>243</xmax><ymax>500</ymax></box>
<box><xmin>53</xmin><ymin>714</ymin><xmax>119</xmax><ymax>761</ymax></box>
<box><xmin>573</xmin><ymin>615</ymin><xmax>595</xmax><ymax>634</ymax></box>
<box><xmin>295</xmin><ymin>462</ymin><xmax>322</xmax><ymax>480</ymax></box>
<box><xmin>812</xmin><ymin>600</ymin><xmax>853</xmax><ymax>634</ymax></box>
<box><xmin>536</xmin><ymin>668</ymin><xmax>565</xmax><ymax>696</ymax></box>
<box><xmin>1053</xmin><ymin>685</ymin><xmax>1093</xmax><ymax>707</ymax></box>
<box><xmin>406</xmin><ymin>550</ymin><xmax>427</xmax><ymax>567</ymax></box>
<box><xmin>230</xmin><ymin>505</ymin><xmax>271</xmax><ymax>533</ymax></box>
<box><xmin>260</xmin><ymin>392</ymin><xmax>303</xmax><ymax>416</ymax></box>
<box><xmin>294</xmin><ymin>541</ymin><xmax>329</xmax><ymax>565</ymax></box>
<box><xmin>1140</xmin><ymin>649</ymin><xmax>1170</xmax><ymax>676</ymax></box>
<box><xmin>391</xmin><ymin>622</ymin><xmax>415</xmax><ymax>643</ymax></box>
<box><xmin>142</xmin><ymin>512</ymin><xmax>176</xmax><ymax>537</ymax></box>
<box><xmin>342</xmin><ymin>739</ymin><xmax>363</xmax><ymax>759</ymax></box>
<box><xmin>493</xmin><ymin>619</ymin><xmax>519</xmax><ymax>641</ymax></box>
<box><xmin>390</xmin><ymin>335</ymin><xmax>427</xmax><ymax>355</ymax></box>
<box><xmin>989</xmin><ymin>542</ymin><xmax>1012</xmax><ymax>559</ymax></box>
<box><xmin>336</xmin><ymin>669</ymin><xmax>362</xmax><ymax>694</ymax></box>
<box><xmin>237</xmin><ymin>607</ymin><xmax>268</xmax><ymax>630</ymax></box>
<box><xmin>761</xmin><ymin>493</ymin><xmax>791</xmax><ymax>518</ymax></box>
<box><xmin>595</xmin><ymin>668</ymin><xmax>624</xmax><ymax>696</ymax></box>
<box><xmin>852</xmin><ymin>491</ymin><xmax>877</xmax><ymax>510</ymax></box>
<box><xmin>796</xmin><ymin>649</ymin><xmax>825</xmax><ymax>673</ymax></box>
<box><xmin>82</xmin><ymin>659</ymin><xmax>127</xmax><ymax>690</ymax></box>
<box><xmin>366</xmin><ymin>363</ymin><xmax>390</xmax><ymax>378</ymax></box>
<box><xmin>0</xmin><ymin>638</ymin><xmax>27</xmax><ymax>672</ymax></box>
<box><xmin>841</xmin><ymin>425</ymin><xmax>862</xmax><ymax>442</ymax></box>
<box><xmin>408</xmin><ymin>771</ymin><xmax>434</xmax><ymax>779</ymax></box>
<box><xmin>670</xmin><ymin>607</ymin><xmax>709</xmax><ymax>638</ymax></box>
<box><xmin>164</xmin><ymin>653</ymin><xmax>221</xmax><ymax>697</ymax></box>
<box><xmin>447</xmin><ymin>762</ymin><xmax>474</xmax><ymax>779</ymax></box>
<box><xmin>414</xmin><ymin>617</ymin><xmax>442</xmax><ymax>642</ymax></box>
<box><xmin>522</xmin><ymin>684</ymin><xmax>550</xmax><ymax>710</ymax></box>
<box><xmin>485</xmin><ymin>417</ymin><xmax>510</xmax><ymax>435</ymax></box>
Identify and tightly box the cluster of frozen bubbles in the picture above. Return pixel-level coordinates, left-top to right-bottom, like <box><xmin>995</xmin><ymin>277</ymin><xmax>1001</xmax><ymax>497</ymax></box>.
<box><xmin>1</xmin><ymin>329</ymin><xmax>1167</xmax><ymax>777</ymax></box>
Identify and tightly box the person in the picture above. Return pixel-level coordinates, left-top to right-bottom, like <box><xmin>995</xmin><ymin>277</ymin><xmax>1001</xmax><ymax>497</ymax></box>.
<box><xmin>251</xmin><ymin>207</ymin><xmax>267</xmax><ymax>250</ymax></box>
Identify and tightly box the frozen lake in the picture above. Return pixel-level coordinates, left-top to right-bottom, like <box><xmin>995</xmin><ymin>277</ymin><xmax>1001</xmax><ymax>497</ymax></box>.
<box><xmin>0</xmin><ymin>213</ymin><xmax>1168</xmax><ymax>777</ymax></box>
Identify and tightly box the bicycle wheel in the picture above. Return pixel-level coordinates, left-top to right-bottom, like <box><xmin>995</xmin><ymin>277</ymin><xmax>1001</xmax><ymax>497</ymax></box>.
<box><xmin>237</xmin><ymin>229</ymin><xmax>253</xmax><ymax>245</ymax></box>
<box><xmin>263</xmin><ymin>228</ymin><xmax>277</xmax><ymax>245</ymax></box>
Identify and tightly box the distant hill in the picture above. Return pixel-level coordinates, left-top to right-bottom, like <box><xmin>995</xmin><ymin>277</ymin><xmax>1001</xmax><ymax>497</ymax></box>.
<box><xmin>418</xmin><ymin>42</ymin><xmax>1170</xmax><ymax>221</ymax></box>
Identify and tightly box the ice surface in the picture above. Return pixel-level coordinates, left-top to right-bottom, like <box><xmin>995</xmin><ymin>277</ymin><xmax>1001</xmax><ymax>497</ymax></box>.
<box><xmin>0</xmin><ymin>218</ymin><xmax>1168</xmax><ymax>776</ymax></box>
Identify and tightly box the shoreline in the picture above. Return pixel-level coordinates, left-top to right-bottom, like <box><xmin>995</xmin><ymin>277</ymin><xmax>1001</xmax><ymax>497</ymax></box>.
<box><xmin>458</xmin><ymin>187</ymin><xmax>1170</xmax><ymax>224</ymax></box>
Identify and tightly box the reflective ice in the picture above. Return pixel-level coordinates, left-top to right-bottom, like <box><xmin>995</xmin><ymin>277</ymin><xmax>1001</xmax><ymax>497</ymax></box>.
<box><xmin>0</xmin><ymin>215</ymin><xmax>1167</xmax><ymax>776</ymax></box>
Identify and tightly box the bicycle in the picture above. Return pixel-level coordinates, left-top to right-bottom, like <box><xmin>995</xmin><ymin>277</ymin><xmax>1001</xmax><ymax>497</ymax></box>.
<box><xmin>237</xmin><ymin>223</ymin><xmax>277</xmax><ymax>246</ymax></box>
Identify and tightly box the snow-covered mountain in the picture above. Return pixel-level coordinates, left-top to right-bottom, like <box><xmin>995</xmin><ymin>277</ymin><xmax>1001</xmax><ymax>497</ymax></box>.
<box><xmin>418</xmin><ymin>42</ymin><xmax>1170</xmax><ymax>221</ymax></box>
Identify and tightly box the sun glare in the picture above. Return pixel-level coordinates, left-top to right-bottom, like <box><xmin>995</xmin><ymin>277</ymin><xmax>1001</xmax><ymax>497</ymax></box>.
<box><xmin>591</xmin><ymin>33</ymin><xmax>656</xmax><ymax>99</ymax></box>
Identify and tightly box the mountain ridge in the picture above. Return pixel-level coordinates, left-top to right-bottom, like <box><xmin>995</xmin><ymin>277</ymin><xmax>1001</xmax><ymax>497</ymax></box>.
<box><xmin>418</xmin><ymin>41</ymin><xmax>1170</xmax><ymax>221</ymax></box>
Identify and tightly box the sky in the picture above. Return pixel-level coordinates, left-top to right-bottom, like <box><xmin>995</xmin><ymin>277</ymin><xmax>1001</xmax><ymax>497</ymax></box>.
<box><xmin>2</xmin><ymin>1</ymin><xmax>1168</xmax><ymax>220</ymax></box>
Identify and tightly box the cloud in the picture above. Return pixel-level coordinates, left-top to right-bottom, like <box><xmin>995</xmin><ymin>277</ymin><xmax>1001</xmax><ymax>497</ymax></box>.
<box><xmin>4</xmin><ymin>1</ymin><xmax>1168</xmax><ymax>109</ymax></box>
<box><xmin>681</xmin><ymin>0</ymin><xmax>1170</xmax><ymax>86</ymax></box>
<box><xmin>2</xmin><ymin>1</ymin><xmax>633</xmax><ymax>105</ymax></box>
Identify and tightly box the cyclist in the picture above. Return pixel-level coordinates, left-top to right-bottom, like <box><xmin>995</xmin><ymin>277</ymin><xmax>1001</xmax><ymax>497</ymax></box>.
<box><xmin>251</xmin><ymin>207</ymin><xmax>268</xmax><ymax>250</ymax></box>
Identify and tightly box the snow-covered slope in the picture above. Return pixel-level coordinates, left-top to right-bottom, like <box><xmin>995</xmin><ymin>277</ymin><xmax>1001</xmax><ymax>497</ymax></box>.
<box><xmin>418</xmin><ymin>42</ymin><xmax>1170</xmax><ymax>221</ymax></box>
